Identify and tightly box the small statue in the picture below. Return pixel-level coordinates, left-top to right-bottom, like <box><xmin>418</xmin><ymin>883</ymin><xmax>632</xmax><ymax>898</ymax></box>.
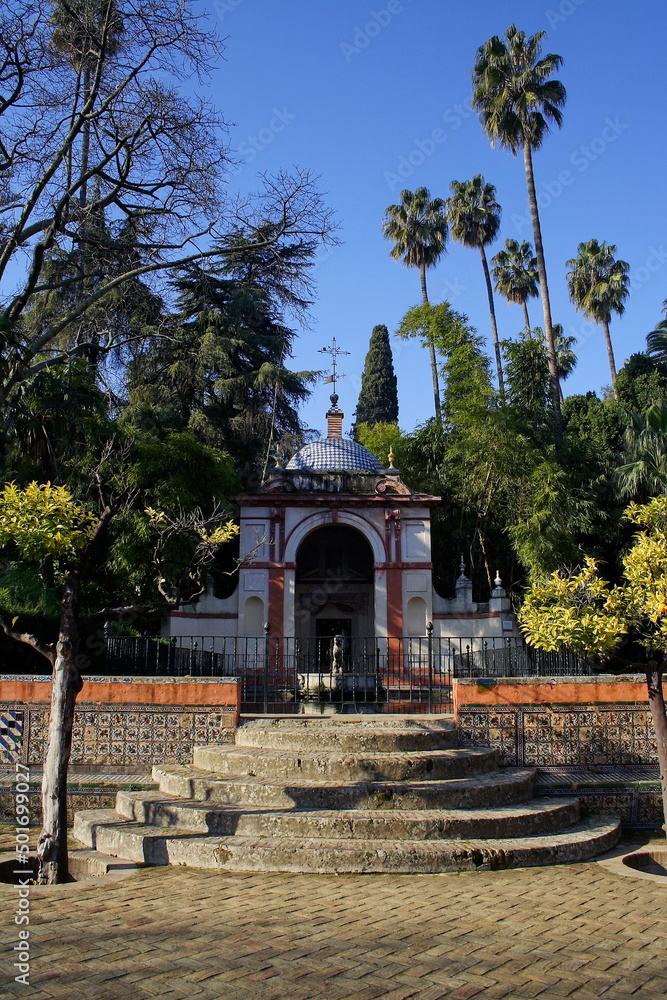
<box><xmin>331</xmin><ymin>634</ymin><xmax>344</xmax><ymax>675</ymax></box>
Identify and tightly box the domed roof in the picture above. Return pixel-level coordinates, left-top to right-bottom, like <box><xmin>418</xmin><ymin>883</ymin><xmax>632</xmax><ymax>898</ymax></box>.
<box><xmin>286</xmin><ymin>437</ymin><xmax>383</xmax><ymax>473</ymax></box>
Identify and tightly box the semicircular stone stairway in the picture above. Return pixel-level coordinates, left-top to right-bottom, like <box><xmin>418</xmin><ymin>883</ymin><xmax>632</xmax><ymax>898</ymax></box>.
<box><xmin>74</xmin><ymin>716</ymin><xmax>621</xmax><ymax>874</ymax></box>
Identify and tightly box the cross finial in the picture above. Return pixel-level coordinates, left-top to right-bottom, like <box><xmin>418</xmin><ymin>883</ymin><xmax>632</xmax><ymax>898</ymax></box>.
<box><xmin>319</xmin><ymin>337</ymin><xmax>350</xmax><ymax>401</ymax></box>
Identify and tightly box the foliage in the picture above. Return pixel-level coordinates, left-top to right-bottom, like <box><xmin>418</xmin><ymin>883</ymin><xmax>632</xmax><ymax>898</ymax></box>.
<box><xmin>352</xmin><ymin>325</ymin><xmax>399</xmax><ymax>435</ymax></box>
<box><xmin>508</xmin><ymin>461</ymin><xmax>592</xmax><ymax>581</ymax></box>
<box><xmin>0</xmin><ymin>0</ymin><xmax>336</xmax><ymax>414</ymax></box>
<box><xmin>519</xmin><ymin>496</ymin><xmax>667</xmax><ymax>656</ymax></box>
<box><xmin>0</xmin><ymin>482</ymin><xmax>95</xmax><ymax>561</ymax></box>
<box><xmin>445</xmin><ymin>174</ymin><xmax>504</xmax><ymax>394</ymax></box>
<box><xmin>566</xmin><ymin>239</ymin><xmax>629</xmax><ymax>392</ymax></box>
<box><xmin>472</xmin><ymin>23</ymin><xmax>566</xmax><ymax>439</ymax></box>
<box><xmin>446</xmin><ymin>175</ymin><xmax>501</xmax><ymax>249</ymax></box>
<box><xmin>2</xmin><ymin>360</ymin><xmax>112</xmax><ymax>484</ymax></box>
<box><xmin>616</xmin><ymin>402</ymin><xmax>667</xmax><ymax>499</ymax></box>
<box><xmin>519</xmin><ymin>557</ymin><xmax>626</xmax><ymax>657</ymax></box>
<box><xmin>502</xmin><ymin>337</ymin><xmax>552</xmax><ymax>424</ymax></box>
<box><xmin>0</xmin><ymin>563</ymin><xmax>62</xmax><ymax>622</ymax></box>
<box><xmin>125</xmin><ymin>271</ymin><xmax>316</xmax><ymax>481</ymax></box>
<box><xmin>646</xmin><ymin>299</ymin><xmax>667</xmax><ymax>360</ymax></box>
<box><xmin>383</xmin><ymin>188</ymin><xmax>448</xmax><ymax>418</ymax></box>
<box><xmin>382</xmin><ymin>187</ymin><xmax>448</xmax><ymax>280</ymax></box>
<box><xmin>396</xmin><ymin>303</ymin><xmax>492</xmax><ymax>423</ymax></box>
<box><xmin>534</xmin><ymin>325</ymin><xmax>577</xmax><ymax>384</ymax></box>
<box><xmin>491</xmin><ymin>239</ymin><xmax>539</xmax><ymax>330</ymax></box>
<box><xmin>434</xmin><ymin>408</ymin><xmax>540</xmax><ymax>594</ymax></box>
<box><xmin>615</xmin><ymin>353</ymin><xmax>667</xmax><ymax>412</ymax></box>
<box><xmin>355</xmin><ymin>422</ymin><xmax>409</xmax><ymax>470</ymax></box>
<box><xmin>472</xmin><ymin>24</ymin><xmax>566</xmax><ymax>154</ymax></box>
<box><xmin>566</xmin><ymin>240</ymin><xmax>630</xmax><ymax>327</ymax></box>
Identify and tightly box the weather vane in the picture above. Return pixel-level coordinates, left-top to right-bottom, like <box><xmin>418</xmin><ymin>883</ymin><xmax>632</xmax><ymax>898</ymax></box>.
<box><xmin>318</xmin><ymin>337</ymin><xmax>350</xmax><ymax>398</ymax></box>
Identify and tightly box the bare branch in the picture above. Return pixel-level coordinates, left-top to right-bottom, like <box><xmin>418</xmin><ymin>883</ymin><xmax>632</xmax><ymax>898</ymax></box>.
<box><xmin>0</xmin><ymin>614</ymin><xmax>54</xmax><ymax>663</ymax></box>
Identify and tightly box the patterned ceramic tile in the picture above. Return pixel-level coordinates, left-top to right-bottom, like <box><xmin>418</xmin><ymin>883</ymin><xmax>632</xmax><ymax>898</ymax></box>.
<box><xmin>0</xmin><ymin>710</ymin><xmax>24</xmax><ymax>763</ymax></box>
<box><xmin>1</xmin><ymin>702</ymin><xmax>236</xmax><ymax>766</ymax></box>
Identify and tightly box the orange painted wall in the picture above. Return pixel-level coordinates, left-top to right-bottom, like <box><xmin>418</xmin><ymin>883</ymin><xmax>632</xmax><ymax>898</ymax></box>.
<box><xmin>453</xmin><ymin>677</ymin><xmax>648</xmax><ymax>715</ymax></box>
<box><xmin>0</xmin><ymin>677</ymin><xmax>240</xmax><ymax>713</ymax></box>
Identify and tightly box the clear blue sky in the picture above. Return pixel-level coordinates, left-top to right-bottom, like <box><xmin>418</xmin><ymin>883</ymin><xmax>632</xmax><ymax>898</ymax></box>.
<box><xmin>207</xmin><ymin>0</ymin><xmax>666</xmax><ymax>436</ymax></box>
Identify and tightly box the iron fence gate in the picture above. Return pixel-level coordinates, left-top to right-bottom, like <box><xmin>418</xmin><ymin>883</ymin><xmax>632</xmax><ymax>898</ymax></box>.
<box><xmin>102</xmin><ymin>634</ymin><xmax>590</xmax><ymax>714</ymax></box>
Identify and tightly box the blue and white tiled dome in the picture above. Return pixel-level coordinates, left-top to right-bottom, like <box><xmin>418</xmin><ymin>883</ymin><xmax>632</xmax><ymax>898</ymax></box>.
<box><xmin>286</xmin><ymin>437</ymin><xmax>383</xmax><ymax>473</ymax></box>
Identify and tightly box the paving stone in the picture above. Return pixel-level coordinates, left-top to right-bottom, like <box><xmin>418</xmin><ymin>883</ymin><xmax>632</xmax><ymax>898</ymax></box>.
<box><xmin>4</xmin><ymin>820</ymin><xmax>665</xmax><ymax>999</ymax></box>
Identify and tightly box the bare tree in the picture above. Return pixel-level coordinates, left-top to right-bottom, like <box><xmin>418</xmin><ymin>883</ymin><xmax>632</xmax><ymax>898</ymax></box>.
<box><xmin>0</xmin><ymin>1</ymin><xmax>336</xmax><ymax>405</ymax></box>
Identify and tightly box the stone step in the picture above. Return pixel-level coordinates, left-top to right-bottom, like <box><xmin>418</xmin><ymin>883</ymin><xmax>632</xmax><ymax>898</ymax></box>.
<box><xmin>193</xmin><ymin>745</ymin><xmax>497</xmax><ymax>782</ymax></box>
<box><xmin>116</xmin><ymin>789</ymin><xmax>581</xmax><ymax>840</ymax></box>
<box><xmin>153</xmin><ymin>763</ymin><xmax>536</xmax><ymax>810</ymax></box>
<box><xmin>239</xmin><ymin>714</ymin><xmax>456</xmax><ymax>729</ymax></box>
<box><xmin>73</xmin><ymin>809</ymin><xmax>621</xmax><ymax>873</ymax></box>
<box><xmin>67</xmin><ymin>848</ymin><xmax>137</xmax><ymax>878</ymax></box>
<box><xmin>235</xmin><ymin>725</ymin><xmax>459</xmax><ymax>753</ymax></box>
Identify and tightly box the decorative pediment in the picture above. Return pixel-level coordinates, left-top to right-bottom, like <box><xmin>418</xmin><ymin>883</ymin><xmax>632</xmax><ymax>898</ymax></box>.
<box><xmin>375</xmin><ymin>478</ymin><xmax>412</xmax><ymax>497</ymax></box>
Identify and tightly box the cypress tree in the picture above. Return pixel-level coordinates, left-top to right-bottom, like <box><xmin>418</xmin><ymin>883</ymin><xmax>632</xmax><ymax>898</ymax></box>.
<box><xmin>352</xmin><ymin>324</ymin><xmax>399</xmax><ymax>437</ymax></box>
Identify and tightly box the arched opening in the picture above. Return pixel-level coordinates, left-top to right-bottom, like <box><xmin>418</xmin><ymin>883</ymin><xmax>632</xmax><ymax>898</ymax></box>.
<box><xmin>295</xmin><ymin>525</ymin><xmax>375</xmax><ymax>642</ymax></box>
<box><xmin>407</xmin><ymin>596</ymin><xmax>427</xmax><ymax>637</ymax></box>
<box><xmin>243</xmin><ymin>596</ymin><xmax>265</xmax><ymax>637</ymax></box>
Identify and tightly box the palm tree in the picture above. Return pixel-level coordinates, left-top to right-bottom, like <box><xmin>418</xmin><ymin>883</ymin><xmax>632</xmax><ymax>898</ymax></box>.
<box><xmin>533</xmin><ymin>324</ymin><xmax>577</xmax><ymax>402</ymax></box>
<box><xmin>492</xmin><ymin>238</ymin><xmax>539</xmax><ymax>336</ymax></box>
<box><xmin>566</xmin><ymin>239</ymin><xmax>629</xmax><ymax>397</ymax></box>
<box><xmin>50</xmin><ymin>0</ymin><xmax>123</xmax><ymax>211</ymax></box>
<box><xmin>383</xmin><ymin>187</ymin><xmax>448</xmax><ymax>418</ymax></box>
<box><xmin>646</xmin><ymin>300</ymin><xmax>667</xmax><ymax>359</ymax></box>
<box><xmin>473</xmin><ymin>25</ymin><xmax>566</xmax><ymax>440</ymax></box>
<box><xmin>616</xmin><ymin>403</ymin><xmax>667</xmax><ymax>498</ymax></box>
<box><xmin>446</xmin><ymin>175</ymin><xmax>504</xmax><ymax>399</ymax></box>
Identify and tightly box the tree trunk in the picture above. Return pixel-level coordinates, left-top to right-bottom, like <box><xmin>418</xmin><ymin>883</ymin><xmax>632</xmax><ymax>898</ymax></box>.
<box><xmin>602</xmin><ymin>319</ymin><xmax>618</xmax><ymax>397</ymax></box>
<box><xmin>522</xmin><ymin>142</ymin><xmax>562</xmax><ymax>445</ymax></box>
<box><xmin>420</xmin><ymin>262</ymin><xmax>442</xmax><ymax>421</ymax></box>
<box><xmin>480</xmin><ymin>246</ymin><xmax>505</xmax><ymax>401</ymax></box>
<box><xmin>79</xmin><ymin>67</ymin><xmax>91</xmax><ymax>212</ymax></box>
<box><xmin>522</xmin><ymin>300</ymin><xmax>531</xmax><ymax>338</ymax></box>
<box><xmin>646</xmin><ymin>665</ymin><xmax>667</xmax><ymax>836</ymax></box>
<box><xmin>37</xmin><ymin>572</ymin><xmax>83</xmax><ymax>884</ymax></box>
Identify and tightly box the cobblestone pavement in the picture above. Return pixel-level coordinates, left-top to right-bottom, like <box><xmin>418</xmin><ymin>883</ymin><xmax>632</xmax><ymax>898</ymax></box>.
<box><xmin>1</xmin><ymin>829</ymin><xmax>666</xmax><ymax>1000</ymax></box>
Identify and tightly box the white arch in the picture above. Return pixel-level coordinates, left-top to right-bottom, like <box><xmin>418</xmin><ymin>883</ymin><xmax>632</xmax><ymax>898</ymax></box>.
<box><xmin>242</xmin><ymin>595</ymin><xmax>265</xmax><ymax>637</ymax></box>
<box><xmin>407</xmin><ymin>596</ymin><xmax>427</xmax><ymax>637</ymax></box>
<box><xmin>283</xmin><ymin>510</ymin><xmax>385</xmax><ymax>565</ymax></box>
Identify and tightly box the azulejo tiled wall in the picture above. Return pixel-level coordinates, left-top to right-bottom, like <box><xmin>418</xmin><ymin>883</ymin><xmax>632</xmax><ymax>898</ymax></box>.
<box><xmin>454</xmin><ymin>676</ymin><xmax>663</xmax><ymax>830</ymax></box>
<box><xmin>39</xmin><ymin>704</ymin><xmax>234</xmax><ymax>765</ymax></box>
<box><xmin>0</xmin><ymin>703</ymin><xmax>236</xmax><ymax>766</ymax></box>
<box><xmin>0</xmin><ymin>674</ymin><xmax>240</xmax><ymax>766</ymax></box>
<box><xmin>457</xmin><ymin>704</ymin><xmax>658</xmax><ymax>767</ymax></box>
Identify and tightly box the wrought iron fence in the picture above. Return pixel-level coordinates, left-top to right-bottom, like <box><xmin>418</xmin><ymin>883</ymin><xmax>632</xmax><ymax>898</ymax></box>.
<box><xmin>99</xmin><ymin>633</ymin><xmax>590</xmax><ymax>713</ymax></box>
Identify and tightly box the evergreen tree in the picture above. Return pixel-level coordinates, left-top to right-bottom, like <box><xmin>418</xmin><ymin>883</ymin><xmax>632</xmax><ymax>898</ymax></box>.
<box><xmin>352</xmin><ymin>325</ymin><xmax>398</xmax><ymax>437</ymax></box>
